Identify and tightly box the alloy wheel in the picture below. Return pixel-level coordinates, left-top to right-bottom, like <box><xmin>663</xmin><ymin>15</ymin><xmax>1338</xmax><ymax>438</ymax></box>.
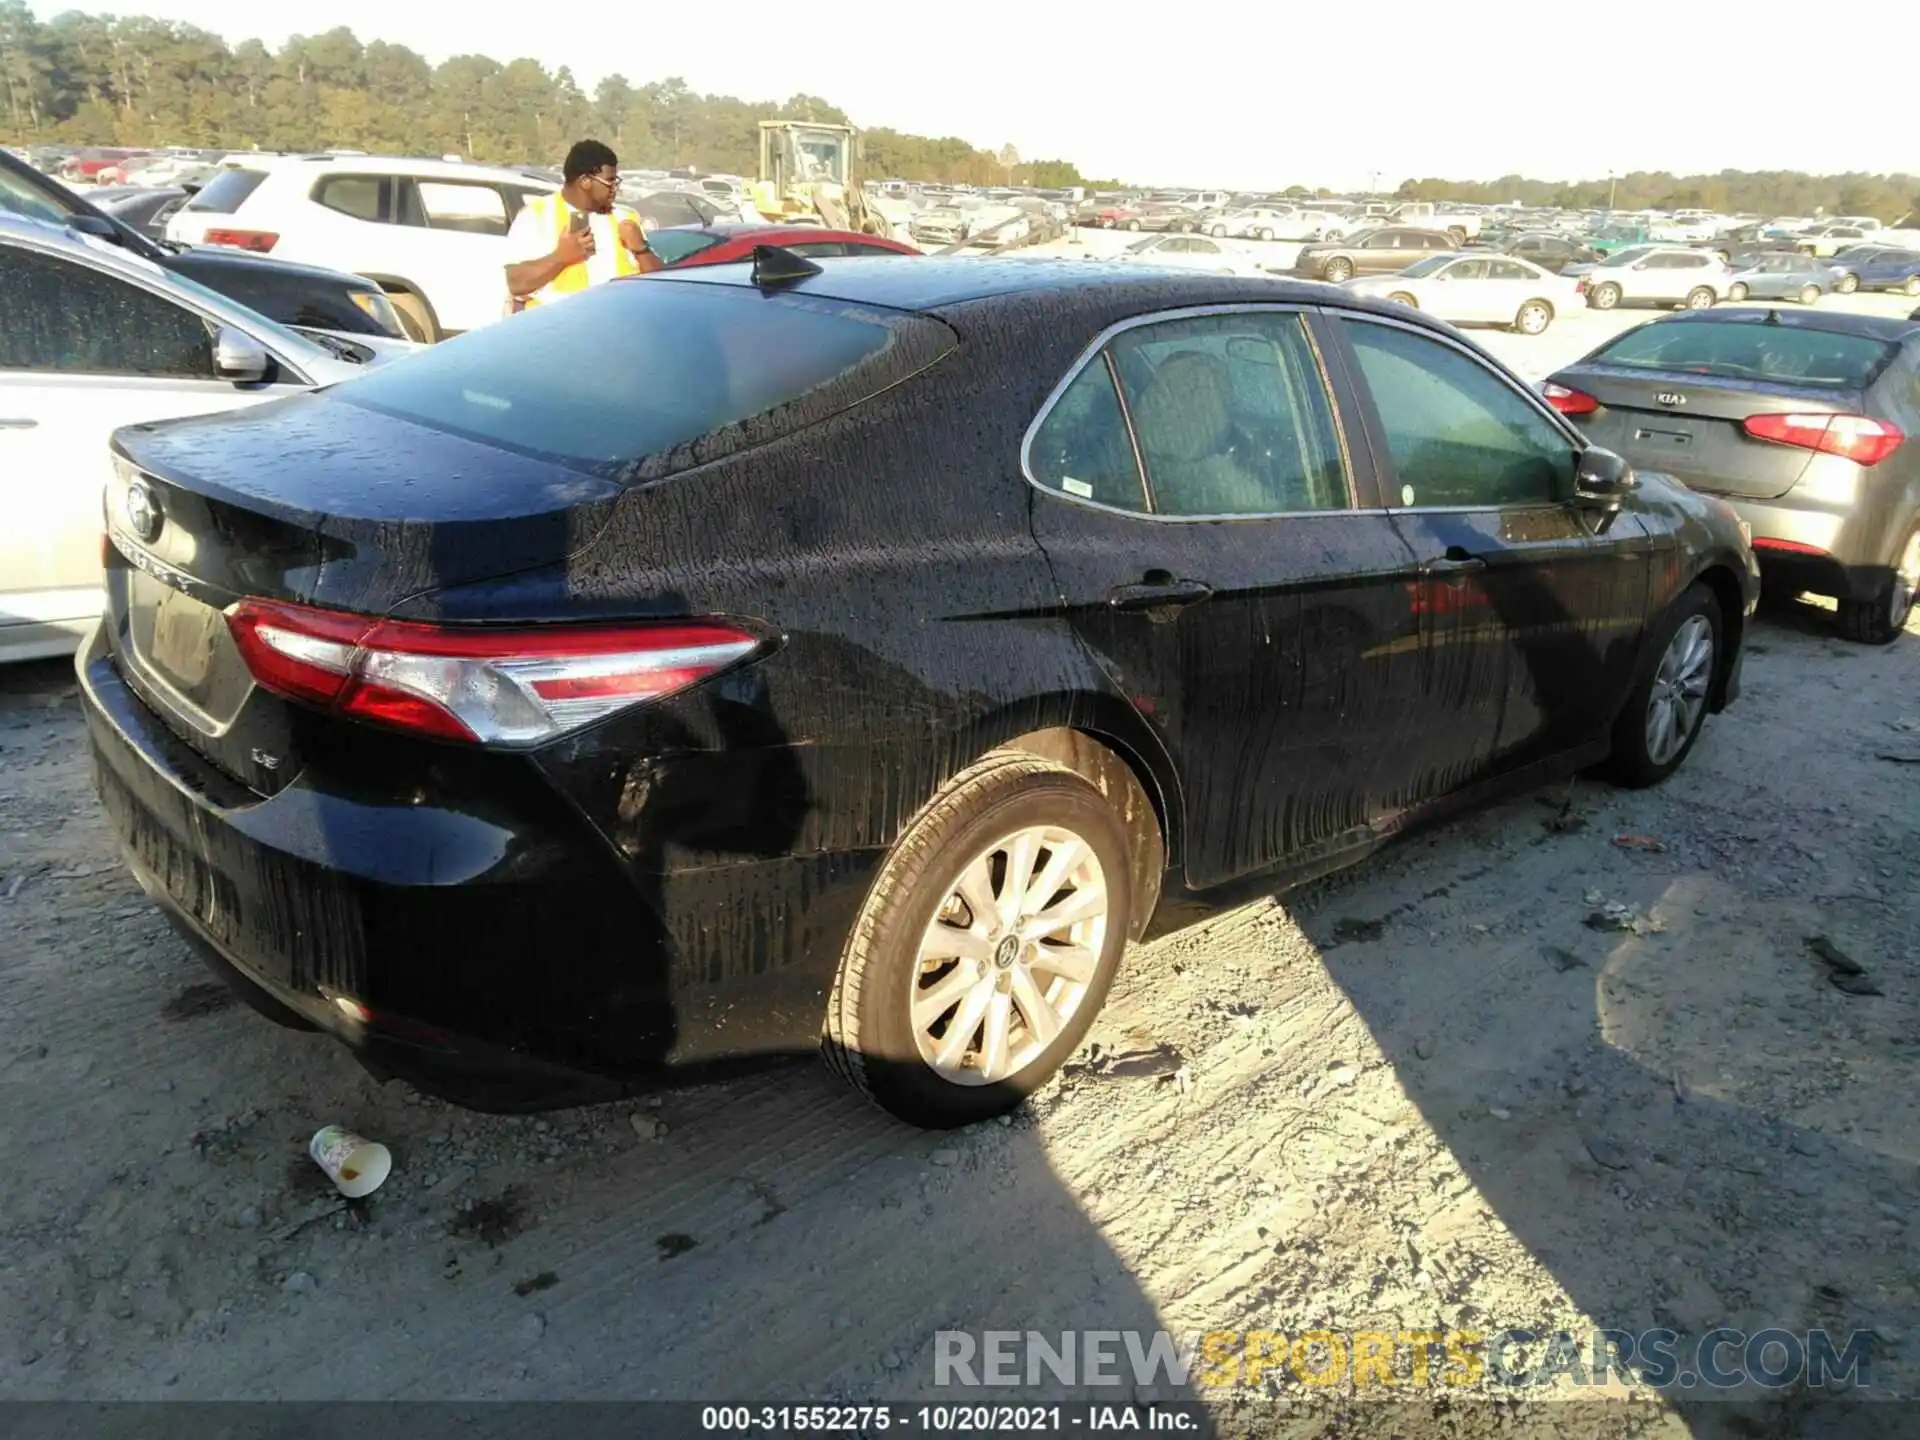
<box><xmin>1324</xmin><ymin>258</ymin><xmax>1353</xmax><ymax>282</ymax></box>
<box><xmin>1644</xmin><ymin>615</ymin><xmax>1714</xmax><ymax>766</ymax></box>
<box><xmin>910</xmin><ymin>825</ymin><xmax>1108</xmax><ymax>1087</ymax></box>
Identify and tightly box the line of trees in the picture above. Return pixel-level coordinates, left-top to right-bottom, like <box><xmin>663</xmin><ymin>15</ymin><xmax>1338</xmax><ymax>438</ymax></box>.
<box><xmin>1395</xmin><ymin>171</ymin><xmax>1920</xmax><ymax>224</ymax></box>
<box><xmin>0</xmin><ymin>4</ymin><xmax>1112</xmax><ymax>187</ymax></box>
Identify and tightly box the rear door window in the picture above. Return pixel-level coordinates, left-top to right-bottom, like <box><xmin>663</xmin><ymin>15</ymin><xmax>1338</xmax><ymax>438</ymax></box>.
<box><xmin>1342</xmin><ymin>319</ymin><xmax>1574</xmax><ymax>507</ymax></box>
<box><xmin>415</xmin><ymin>181</ymin><xmax>510</xmax><ymax>236</ymax></box>
<box><xmin>313</xmin><ymin>175</ymin><xmax>387</xmax><ymax>222</ymax></box>
<box><xmin>0</xmin><ymin>245</ymin><xmax>214</xmax><ymax>378</ymax></box>
<box><xmin>183</xmin><ymin>167</ymin><xmax>268</xmax><ymax>215</ymax></box>
<box><xmin>336</xmin><ymin>279</ymin><xmax>955</xmax><ymax>477</ymax></box>
<box><xmin>1117</xmin><ymin>313</ymin><xmax>1347</xmax><ymax>515</ymax></box>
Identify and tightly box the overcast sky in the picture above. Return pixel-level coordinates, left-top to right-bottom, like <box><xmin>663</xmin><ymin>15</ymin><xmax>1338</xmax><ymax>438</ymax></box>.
<box><xmin>34</xmin><ymin>0</ymin><xmax>1920</xmax><ymax>189</ymax></box>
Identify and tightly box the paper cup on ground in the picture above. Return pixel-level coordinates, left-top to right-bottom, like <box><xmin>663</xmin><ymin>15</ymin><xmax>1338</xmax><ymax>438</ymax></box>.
<box><xmin>309</xmin><ymin>1125</ymin><xmax>391</xmax><ymax>1198</ymax></box>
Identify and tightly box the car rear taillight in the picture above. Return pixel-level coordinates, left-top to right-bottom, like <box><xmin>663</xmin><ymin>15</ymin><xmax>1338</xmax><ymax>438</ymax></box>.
<box><xmin>225</xmin><ymin>599</ymin><xmax>763</xmax><ymax>747</ymax></box>
<box><xmin>1751</xmin><ymin>537</ymin><xmax>1829</xmax><ymax>557</ymax></box>
<box><xmin>203</xmin><ymin>228</ymin><xmax>279</xmax><ymax>253</ymax></box>
<box><xmin>1741</xmin><ymin>413</ymin><xmax>1903</xmax><ymax>467</ymax></box>
<box><xmin>1542</xmin><ymin>382</ymin><xmax>1599</xmax><ymax>416</ymax></box>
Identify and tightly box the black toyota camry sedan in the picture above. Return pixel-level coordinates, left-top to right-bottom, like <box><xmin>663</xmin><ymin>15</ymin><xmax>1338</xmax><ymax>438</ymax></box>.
<box><xmin>80</xmin><ymin>255</ymin><xmax>1758</xmax><ymax>1127</ymax></box>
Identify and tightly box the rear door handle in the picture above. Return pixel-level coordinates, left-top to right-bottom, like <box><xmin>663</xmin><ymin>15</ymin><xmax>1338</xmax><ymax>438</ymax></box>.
<box><xmin>0</xmin><ymin>418</ymin><xmax>38</xmax><ymax>430</ymax></box>
<box><xmin>1108</xmin><ymin>578</ymin><xmax>1214</xmax><ymax>612</ymax></box>
<box><xmin>1422</xmin><ymin>553</ymin><xmax>1487</xmax><ymax>579</ymax></box>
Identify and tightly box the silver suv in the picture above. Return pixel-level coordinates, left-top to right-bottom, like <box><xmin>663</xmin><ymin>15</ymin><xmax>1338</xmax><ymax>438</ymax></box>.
<box><xmin>1573</xmin><ymin>246</ymin><xmax>1732</xmax><ymax>312</ymax></box>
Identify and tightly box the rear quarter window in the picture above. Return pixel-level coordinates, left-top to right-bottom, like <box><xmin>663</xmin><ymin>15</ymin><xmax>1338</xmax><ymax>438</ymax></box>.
<box><xmin>184</xmin><ymin>168</ymin><xmax>269</xmax><ymax>214</ymax></box>
<box><xmin>335</xmin><ymin>279</ymin><xmax>957</xmax><ymax>480</ymax></box>
<box><xmin>1591</xmin><ymin>321</ymin><xmax>1896</xmax><ymax>388</ymax></box>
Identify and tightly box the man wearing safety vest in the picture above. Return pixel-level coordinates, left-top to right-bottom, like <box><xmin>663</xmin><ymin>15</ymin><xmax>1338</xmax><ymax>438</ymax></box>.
<box><xmin>504</xmin><ymin>139</ymin><xmax>659</xmax><ymax>311</ymax></box>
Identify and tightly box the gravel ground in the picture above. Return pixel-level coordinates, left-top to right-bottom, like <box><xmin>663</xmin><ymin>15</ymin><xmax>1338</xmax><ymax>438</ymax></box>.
<box><xmin>0</xmin><ymin>273</ymin><xmax>1916</xmax><ymax>1434</ymax></box>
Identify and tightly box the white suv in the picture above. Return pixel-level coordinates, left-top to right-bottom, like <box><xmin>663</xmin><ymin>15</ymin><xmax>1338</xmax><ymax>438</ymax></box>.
<box><xmin>167</xmin><ymin>155</ymin><xmax>557</xmax><ymax>340</ymax></box>
<box><xmin>1574</xmin><ymin>246</ymin><xmax>1732</xmax><ymax>311</ymax></box>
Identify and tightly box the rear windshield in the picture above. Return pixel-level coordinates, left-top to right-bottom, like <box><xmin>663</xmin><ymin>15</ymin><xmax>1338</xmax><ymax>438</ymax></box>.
<box><xmin>335</xmin><ymin>277</ymin><xmax>955</xmax><ymax>478</ymax></box>
<box><xmin>1590</xmin><ymin>321</ymin><xmax>1896</xmax><ymax>388</ymax></box>
<box><xmin>184</xmin><ymin>168</ymin><xmax>268</xmax><ymax>214</ymax></box>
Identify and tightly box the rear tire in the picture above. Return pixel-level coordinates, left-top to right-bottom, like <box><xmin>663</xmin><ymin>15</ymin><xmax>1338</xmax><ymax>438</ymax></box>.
<box><xmin>1685</xmin><ymin>286</ymin><xmax>1715</xmax><ymax>309</ymax></box>
<box><xmin>823</xmin><ymin>752</ymin><xmax>1132</xmax><ymax>1129</ymax></box>
<box><xmin>1210</xmin><ymin>224</ymin><xmax>1227</xmax><ymax>238</ymax></box>
<box><xmin>1602</xmin><ymin>583</ymin><xmax>1722</xmax><ymax>788</ymax></box>
<box><xmin>1125</xmin><ymin>219</ymin><xmax>1141</xmax><ymax>231</ymax></box>
<box><xmin>1837</xmin><ymin>273</ymin><xmax>1859</xmax><ymax>294</ymax></box>
<box><xmin>1589</xmin><ymin>282</ymin><xmax>1621</xmax><ymax>311</ymax></box>
<box><xmin>1727</xmin><ymin>282</ymin><xmax>1749</xmax><ymax>302</ymax></box>
<box><xmin>1906</xmin><ymin>275</ymin><xmax>1920</xmax><ymax>297</ymax></box>
<box><xmin>1257</xmin><ymin>227</ymin><xmax>1273</xmax><ymax>241</ymax></box>
<box><xmin>1387</xmin><ymin>291</ymin><xmax>1418</xmax><ymax>307</ymax></box>
<box><xmin>386</xmin><ymin>288</ymin><xmax>439</xmax><ymax>343</ymax></box>
<box><xmin>1835</xmin><ymin>529</ymin><xmax>1919</xmax><ymax>646</ymax></box>
<box><xmin>1799</xmin><ymin>284</ymin><xmax>1821</xmax><ymax>305</ymax></box>
<box><xmin>1447</xmin><ymin>227</ymin><xmax>1467</xmax><ymax>246</ymax></box>
<box><xmin>1514</xmin><ymin>299</ymin><xmax>1553</xmax><ymax>335</ymax></box>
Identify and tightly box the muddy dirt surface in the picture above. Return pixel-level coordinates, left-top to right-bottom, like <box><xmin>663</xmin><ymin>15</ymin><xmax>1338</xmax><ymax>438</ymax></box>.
<box><xmin>1</xmin><ymin>597</ymin><xmax>1915</xmax><ymax>1433</ymax></box>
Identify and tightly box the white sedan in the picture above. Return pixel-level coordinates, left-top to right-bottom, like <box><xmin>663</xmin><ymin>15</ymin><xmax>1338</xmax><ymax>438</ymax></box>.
<box><xmin>1340</xmin><ymin>252</ymin><xmax>1584</xmax><ymax>335</ymax></box>
<box><xmin>1207</xmin><ymin>207</ymin><xmax>1331</xmax><ymax>242</ymax></box>
<box><xmin>1111</xmin><ymin>232</ymin><xmax>1271</xmax><ymax>277</ymax></box>
<box><xmin>0</xmin><ymin>215</ymin><xmax>411</xmax><ymax>663</ymax></box>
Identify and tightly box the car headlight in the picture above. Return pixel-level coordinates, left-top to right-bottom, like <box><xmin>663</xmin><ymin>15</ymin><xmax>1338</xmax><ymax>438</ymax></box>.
<box><xmin>350</xmin><ymin>289</ymin><xmax>405</xmax><ymax>339</ymax></box>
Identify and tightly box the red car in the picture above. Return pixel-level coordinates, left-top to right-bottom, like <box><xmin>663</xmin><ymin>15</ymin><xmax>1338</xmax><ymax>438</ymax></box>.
<box><xmin>644</xmin><ymin>222</ymin><xmax>921</xmax><ymax>268</ymax></box>
<box><xmin>60</xmin><ymin>148</ymin><xmax>148</xmax><ymax>182</ymax></box>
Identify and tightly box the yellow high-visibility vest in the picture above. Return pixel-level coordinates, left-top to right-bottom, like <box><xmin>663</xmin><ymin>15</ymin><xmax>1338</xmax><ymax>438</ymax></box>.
<box><xmin>519</xmin><ymin>191</ymin><xmax>644</xmax><ymax>310</ymax></box>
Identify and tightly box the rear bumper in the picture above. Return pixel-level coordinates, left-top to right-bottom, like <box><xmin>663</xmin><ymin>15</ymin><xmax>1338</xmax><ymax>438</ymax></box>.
<box><xmin>1713</xmin><ymin>482</ymin><xmax>1906</xmax><ymax>601</ymax></box>
<box><xmin>77</xmin><ymin>624</ymin><xmax>868</xmax><ymax>1107</ymax></box>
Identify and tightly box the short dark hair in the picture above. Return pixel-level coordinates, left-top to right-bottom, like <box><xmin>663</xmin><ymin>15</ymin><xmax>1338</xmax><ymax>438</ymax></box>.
<box><xmin>564</xmin><ymin>140</ymin><xmax>618</xmax><ymax>182</ymax></box>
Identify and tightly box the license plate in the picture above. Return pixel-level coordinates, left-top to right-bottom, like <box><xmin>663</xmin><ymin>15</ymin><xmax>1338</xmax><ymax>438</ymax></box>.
<box><xmin>148</xmin><ymin>583</ymin><xmax>224</xmax><ymax>692</ymax></box>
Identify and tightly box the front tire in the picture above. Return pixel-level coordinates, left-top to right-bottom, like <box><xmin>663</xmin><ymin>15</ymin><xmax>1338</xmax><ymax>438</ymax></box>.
<box><xmin>1589</xmin><ymin>282</ymin><xmax>1621</xmax><ymax>311</ymax></box>
<box><xmin>1799</xmin><ymin>283</ymin><xmax>1821</xmax><ymax>305</ymax></box>
<box><xmin>1727</xmin><ymin>282</ymin><xmax>1749</xmax><ymax>302</ymax></box>
<box><xmin>1836</xmin><ymin>529</ymin><xmax>1918</xmax><ymax>646</ymax></box>
<box><xmin>1514</xmin><ymin>299</ymin><xmax>1553</xmax><ymax>334</ymax></box>
<box><xmin>1387</xmin><ymin>291</ymin><xmax>1418</xmax><ymax>307</ymax></box>
<box><xmin>1322</xmin><ymin>256</ymin><xmax>1354</xmax><ymax>283</ymax></box>
<box><xmin>1905</xmin><ymin>275</ymin><xmax>1920</xmax><ymax>297</ymax></box>
<box><xmin>1685</xmin><ymin>286</ymin><xmax>1716</xmax><ymax>309</ymax></box>
<box><xmin>823</xmin><ymin>752</ymin><xmax>1132</xmax><ymax>1129</ymax></box>
<box><xmin>1602</xmin><ymin>583</ymin><xmax>1722</xmax><ymax>788</ymax></box>
<box><xmin>1210</xmin><ymin>224</ymin><xmax>1227</xmax><ymax>238</ymax></box>
<box><xmin>1257</xmin><ymin>227</ymin><xmax>1273</xmax><ymax>241</ymax></box>
<box><xmin>1125</xmin><ymin>219</ymin><xmax>1141</xmax><ymax>232</ymax></box>
<box><xmin>1837</xmin><ymin>273</ymin><xmax>1859</xmax><ymax>294</ymax></box>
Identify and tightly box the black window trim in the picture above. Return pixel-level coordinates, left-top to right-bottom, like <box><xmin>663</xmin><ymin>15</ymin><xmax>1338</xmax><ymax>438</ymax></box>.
<box><xmin>1322</xmin><ymin>308</ymin><xmax>1589</xmax><ymax>516</ymax></box>
<box><xmin>1018</xmin><ymin>301</ymin><xmax>1369</xmax><ymax>524</ymax></box>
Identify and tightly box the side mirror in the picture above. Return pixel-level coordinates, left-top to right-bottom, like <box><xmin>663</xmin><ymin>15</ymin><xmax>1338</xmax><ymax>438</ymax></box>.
<box><xmin>213</xmin><ymin>327</ymin><xmax>272</xmax><ymax>385</ymax></box>
<box><xmin>66</xmin><ymin>212</ymin><xmax>121</xmax><ymax>242</ymax></box>
<box><xmin>1575</xmin><ymin>447</ymin><xmax>1638</xmax><ymax>523</ymax></box>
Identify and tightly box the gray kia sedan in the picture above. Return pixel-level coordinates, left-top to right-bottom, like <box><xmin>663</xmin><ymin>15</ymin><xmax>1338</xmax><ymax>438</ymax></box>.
<box><xmin>1545</xmin><ymin>308</ymin><xmax>1920</xmax><ymax>643</ymax></box>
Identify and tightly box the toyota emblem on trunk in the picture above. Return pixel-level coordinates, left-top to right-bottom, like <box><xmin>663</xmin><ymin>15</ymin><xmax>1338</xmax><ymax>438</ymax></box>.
<box><xmin>123</xmin><ymin>480</ymin><xmax>162</xmax><ymax>543</ymax></box>
<box><xmin>1654</xmin><ymin>391</ymin><xmax>1688</xmax><ymax>407</ymax></box>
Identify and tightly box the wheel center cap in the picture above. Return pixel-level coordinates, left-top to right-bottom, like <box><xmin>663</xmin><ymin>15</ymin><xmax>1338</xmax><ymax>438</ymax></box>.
<box><xmin>993</xmin><ymin>935</ymin><xmax>1020</xmax><ymax>969</ymax></box>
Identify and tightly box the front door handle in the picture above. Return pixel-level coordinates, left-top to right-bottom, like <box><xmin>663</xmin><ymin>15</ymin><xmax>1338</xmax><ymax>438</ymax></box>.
<box><xmin>1422</xmin><ymin>551</ymin><xmax>1487</xmax><ymax>579</ymax></box>
<box><xmin>0</xmin><ymin>418</ymin><xmax>39</xmax><ymax>430</ymax></box>
<box><xmin>1108</xmin><ymin>577</ymin><xmax>1214</xmax><ymax>613</ymax></box>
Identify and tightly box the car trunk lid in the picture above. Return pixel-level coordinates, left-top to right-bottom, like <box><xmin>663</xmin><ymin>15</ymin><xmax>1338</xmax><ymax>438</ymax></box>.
<box><xmin>105</xmin><ymin>393</ymin><xmax>623</xmax><ymax>793</ymax></box>
<box><xmin>1554</xmin><ymin>364</ymin><xmax>1855</xmax><ymax>500</ymax></box>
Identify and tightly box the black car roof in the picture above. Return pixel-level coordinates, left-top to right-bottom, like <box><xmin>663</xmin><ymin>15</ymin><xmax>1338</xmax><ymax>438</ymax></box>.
<box><xmin>1645</xmin><ymin>308</ymin><xmax>1920</xmax><ymax>343</ymax></box>
<box><xmin>652</xmin><ymin>254</ymin><xmax>1374</xmax><ymax>316</ymax></box>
